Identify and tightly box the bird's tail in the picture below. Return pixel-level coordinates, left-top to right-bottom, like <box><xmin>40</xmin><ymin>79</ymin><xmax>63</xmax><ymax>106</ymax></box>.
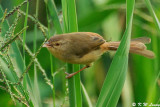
<box><xmin>101</xmin><ymin>37</ymin><xmax>155</xmax><ymax>59</ymax></box>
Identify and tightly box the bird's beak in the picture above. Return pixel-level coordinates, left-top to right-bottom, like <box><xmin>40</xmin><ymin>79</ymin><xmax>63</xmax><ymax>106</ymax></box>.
<box><xmin>43</xmin><ymin>41</ymin><xmax>52</xmax><ymax>48</ymax></box>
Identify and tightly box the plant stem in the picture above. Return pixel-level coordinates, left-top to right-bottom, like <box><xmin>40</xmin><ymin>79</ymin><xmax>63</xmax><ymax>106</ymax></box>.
<box><xmin>44</xmin><ymin>0</ymin><xmax>63</xmax><ymax>34</ymax></box>
<box><xmin>45</xmin><ymin>0</ymin><xmax>64</xmax><ymax>106</ymax></box>
<box><xmin>0</xmin><ymin>26</ymin><xmax>28</xmax><ymax>51</ymax></box>
<box><xmin>64</xmin><ymin>0</ymin><xmax>82</xmax><ymax>106</ymax></box>
<box><xmin>33</xmin><ymin>0</ymin><xmax>42</xmax><ymax>106</ymax></box>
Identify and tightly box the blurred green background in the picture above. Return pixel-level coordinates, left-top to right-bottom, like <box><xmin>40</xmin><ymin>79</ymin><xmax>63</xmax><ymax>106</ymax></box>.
<box><xmin>0</xmin><ymin>0</ymin><xmax>160</xmax><ymax>107</ymax></box>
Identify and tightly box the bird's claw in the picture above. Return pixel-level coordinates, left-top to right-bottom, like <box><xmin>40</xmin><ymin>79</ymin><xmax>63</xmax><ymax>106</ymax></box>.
<box><xmin>65</xmin><ymin>72</ymin><xmax>70</xmax><ymax>75</ymax></box>
<box><xmin>65</xmin><ymin>72</ymin><xmax>72</xmax><ymax>79</ymax></box>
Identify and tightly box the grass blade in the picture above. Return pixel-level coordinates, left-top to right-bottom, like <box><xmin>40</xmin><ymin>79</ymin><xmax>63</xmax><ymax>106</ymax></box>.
<box><xmin>61</xmin><ymin>0</ymin><xmax>76</xmax><ymax>106</ymax></box>
<box><xmin>33</xmin><ymin>0</ymin><xmax>42</xmax><ymax>106</ymax></box>
<box><xmin>44</xmin><ymin>0</ymin><xmax>63</xmax><ymax>34</ymax></box>
<box><xmin>96</xmin><ymin>0</ymin><xmax>135</xmax><ymax>106</ymax></box>
<box><xmin>44</xmin><ymin>0</ymin><xmax>64</xmax><ymax>106</ymax></box>
<box><xmin>0</xmin><ymin>6</ymin><xmax>32</xmax><ymax>106</ymax></box>
<box><xmin>46</xmin><ymin>6</ymin><xmax>56</xmax><ymax>106</ymax></box>
<box><xmin>23</xmin><ymin>0</ymin><xmax>29</xmax><ymax>65</ymax></box>
<box><xmin>145</xmin><ymin>0</ymin><xmax>160</xmax><ymax>32</ymax></box>
<box><xmin>21</xmin><ymin>2</ymin><xmax>39</xmax><ymax>106</ymax></box>
<box><xmin>67</xmin><ymin>0</ymin><xmax>82</xmax><ymax>107</ymax></box>
<box><xmin>22</xmin><ymin>1</ymin><xmax>29</xmax><ymax>97</ymax></box>
<box><xmin>144</xmin><ymin>0</ymin><xmax>160</xmax><ymax>104</ymax></box>
<box><xmin>81</xmin><ymin>83</ymin><xmax>92</xmax><ymax>107</ymax></box>
<box><xmin>61</xmin><ymin>0</ymin><xmax>82</xmax><ymax>106</ymax></box>
<box><xmin>67</xmin><ymin>64</ymin><xmax>76</xmax><ymax>107</ymax></box>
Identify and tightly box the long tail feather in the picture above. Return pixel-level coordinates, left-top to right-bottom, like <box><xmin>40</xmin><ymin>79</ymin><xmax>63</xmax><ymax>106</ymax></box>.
<box><xmin>131</xmin><ymin>37</ymin><xmax>151</xmax><ymax>44</ymax></box>
<box><xmin>103</xmin><ymin>37</ymin><xmax>155</xmax><ymax>59</ymax></box>
<box><xmin>130</xmin><ymin>49</ymin><xmax>155</xmax><ymax>59</ymax></box>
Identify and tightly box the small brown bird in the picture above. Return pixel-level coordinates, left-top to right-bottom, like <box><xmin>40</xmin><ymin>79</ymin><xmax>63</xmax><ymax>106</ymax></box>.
<box><xmin>43</xmin><ymin>32</ymin><xmax>154</xmax><ymax>78</ymax></box>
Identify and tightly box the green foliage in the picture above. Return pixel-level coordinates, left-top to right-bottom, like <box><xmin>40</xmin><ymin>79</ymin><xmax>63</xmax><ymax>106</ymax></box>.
<box><xmin>0</xmin><ymin>0</ymin><xmax>160</xmax><ymax>107</ymax></box>
<box><xmin>96</xmin><ymin>0</ymin><xmax>135</xmax><ymax>106</ymax></box>
<box><xmin>0</xmin><ymin>5</ymin><xmax>32</xmax><ymax>106</ymax></box>
<box><xmin>44</xmin><ymin>0</ymin><xmax>63</xmax><ymax>34</ymax></box>
<box><xmin>62</xmin><ymin>0</ymin><xmax>82</xmax><ymax>107</ymax></box>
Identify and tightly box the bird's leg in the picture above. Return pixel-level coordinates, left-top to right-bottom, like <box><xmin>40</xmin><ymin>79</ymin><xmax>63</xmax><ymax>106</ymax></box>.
<box><xmin>65</xmin><ymin>65</ymin><xmax>90</xmax><ymax>79</ymax></box>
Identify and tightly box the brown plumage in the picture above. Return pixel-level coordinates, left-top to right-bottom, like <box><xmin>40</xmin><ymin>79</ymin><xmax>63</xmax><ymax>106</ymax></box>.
<box><xmin>43</xmin><ymin>32</ymin><xmax>155</xmax><ymax>78</ymax></box>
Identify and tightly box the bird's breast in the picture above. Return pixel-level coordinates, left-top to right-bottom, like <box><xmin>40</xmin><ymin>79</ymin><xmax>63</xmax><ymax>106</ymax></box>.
<box><xmin>68</xmin><ymin>49</ymin><xmax>103</xmax><ymax>64</ymax></box>
<box><xmin>48</xmin><ymin>47</ymin><xmax>104</xmax><ymax>65</ymax></box>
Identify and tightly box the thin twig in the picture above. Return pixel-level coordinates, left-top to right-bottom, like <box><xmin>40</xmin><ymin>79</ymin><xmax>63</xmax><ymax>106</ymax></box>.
<box><xmin>134</xmin><ymin>9</ymin><xmax>153</xmax><ymax>23</ymax></box>
<box><xmin>0</xmin><ymin>0</ymin><xmax>31</xmax><ymax>20</ymax></box>
<box><xmin>36</xmin><ymin>61</ymin><xmax>53</xmax><ymax>89</ymax></box>
<box><xmin>0</xmin><ymin>64</ymin><xmax>16</xmax><ymax>105</ymax></box>
<box><xmin>0</xmin><ymin>26</ymin><xmax>28</xmax><ymax>51</ymax></box>
<box><xmin>18</xmin><ymin>37</ymin><xmax>53</xmax><ymax>89</ymax></box>
<box><xmin>0</xmin><ymin>9</ymin><xmax>7</xmax><ymax>33</ymax></box>
<box><xmin>0</xmin><ymin>85</ymin><xmax>29</xmax><ymax>107</ymax></box>
<box><xmin>53</xmin><ymin>65</ymin><xmax>66</xmax><ymax>77</ymax></box>
<box><xmin>0</xmin><ymin>9</ymin><xmax>7</xmax><ymax>24</ymax></box>
<box><xmin>18</xmin><ymin>10</ymin><xmax>48</xmax><ymax>31</ymax></box>
<box><xmin>4</xmin><ymin>11</ymin><xmax>22</xmax><ymax>39</ymax></box>
<box><xmin>18</xmin><ymin>37</ymin><xmax>53</xmax><ymax>86</ymax></box>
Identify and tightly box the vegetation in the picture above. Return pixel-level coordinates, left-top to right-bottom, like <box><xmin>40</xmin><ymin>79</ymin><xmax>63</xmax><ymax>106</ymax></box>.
<box><xmin>0</xmin><ymin>0</ymin><xmax>159</xmax><ymax>107</ymax></box>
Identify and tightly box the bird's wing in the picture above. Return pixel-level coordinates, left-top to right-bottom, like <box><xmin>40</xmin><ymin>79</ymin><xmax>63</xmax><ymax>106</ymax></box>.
<box><xmin>66</xmin><ymin>32</ymin><xmax>105</xmax><ymax>58</ymax></box>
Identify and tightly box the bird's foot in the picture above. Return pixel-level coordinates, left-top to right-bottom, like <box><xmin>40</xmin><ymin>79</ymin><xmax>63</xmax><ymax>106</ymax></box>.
<box><xmin>65</xmin><ymin>72</ymin><xmax>73</xmax><ymax>79</ymax></box>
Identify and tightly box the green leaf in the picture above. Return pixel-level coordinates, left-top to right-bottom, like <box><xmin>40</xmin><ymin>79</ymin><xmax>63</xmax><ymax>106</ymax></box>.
<box><xmin>96</xmin><ymin>0</ymin><xmax>135</xmax><ymax>106</ymax></box>
<box><xmin>0</xmin><ymin>5</ymin><xmax>33</xmax><ymax>106</ymax></box>
<box><xmin>81</xmin><ymin>83</ymin><xmax>92</xmax><ymax>107</ymax></box>
<box><xmin>67</xmin><ymin>0</ymin><xmax>82</xmax><ymax>107</ymax></box>
<box><xmin>33</xmin><ymin>0</ymin><xmax>42</xmax><ymax>106</ymax></box>
<box><xmin>62</xmin><ymin>0</ymin><xmax>82</xmax><ymax>106</ymax></box>
<box><xmin>44</xmin><ymin>0</ymin><xmax>63</xmax><ymax>106</ymax></box>
<box><xmin>61</xmin><ymin>0</ymin><xmax>76</xmax><ymax>106</ymax></box>
<box><xmin>78</xmin><ymin>9</ymin><xmax>114</xmax><ymax>29</ymax></box>
<box><xmin>44</xmin><ymin>0</ymin><xmax>63</xmax><ymax>34</ymax></box>
<box><xmin>145</xmin><ymin>0</ymin><xmax>160</xmax><ymax>33</ymax></box>
<box><xmin>144</xmin><ymin>0</ymin><xmax>160</xmax><ymax>104</ymax></box>
<box><xmin>23</xmin><ymin>0</ymin><xmax>29</xmax><ymax>64</ymax></box>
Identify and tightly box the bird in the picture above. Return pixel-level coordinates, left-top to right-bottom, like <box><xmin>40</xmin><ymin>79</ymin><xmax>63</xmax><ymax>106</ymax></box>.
<box><xmin>43</xmin><ymin>32</ymin><xmax>155</xmax><ymax>79</ymax></box>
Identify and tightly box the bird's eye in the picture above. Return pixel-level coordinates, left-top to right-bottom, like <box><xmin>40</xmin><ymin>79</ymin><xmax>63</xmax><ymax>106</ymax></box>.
<box><xmin>55</xmin><ymin>43</ymin><xmax>60</xmax><ymax>46</ymax></box>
